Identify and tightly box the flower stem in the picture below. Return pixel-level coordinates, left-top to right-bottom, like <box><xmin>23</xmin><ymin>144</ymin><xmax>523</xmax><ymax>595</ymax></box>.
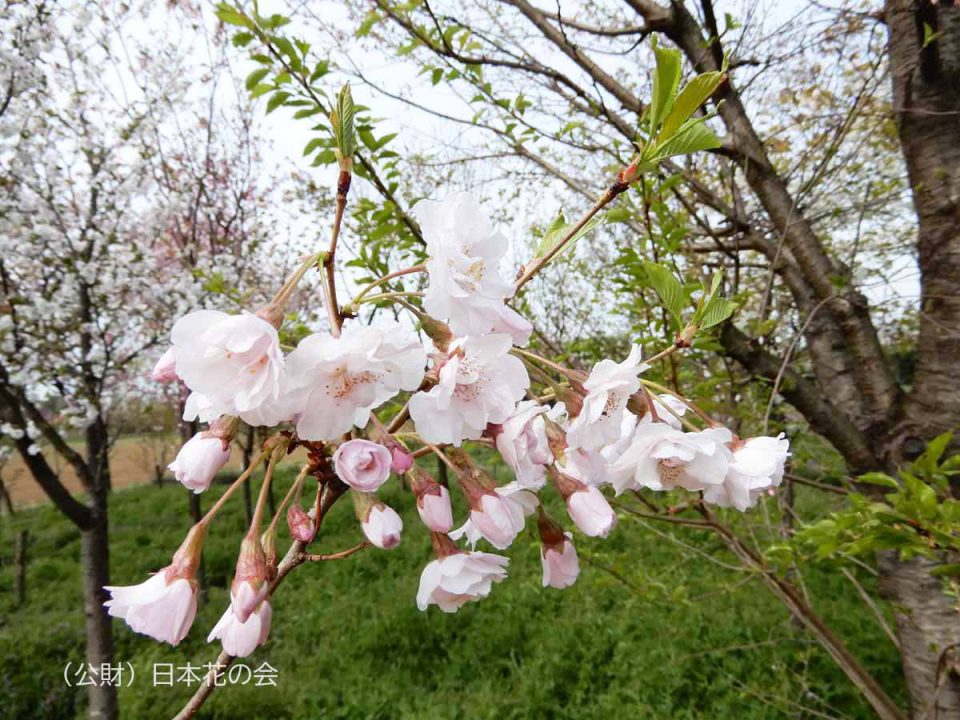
<box><xmin>511</xmin><ymin>347</ymin><xmax>576</xmax><ymax>378</ymax></box>
<box><xmin>250</xmin><ymin>441</ymin><xmax>286</xmax><ymax>531</ymax></box>
<box><xmin>265</xmin><ymin>464</ymin><xmax>310</xmax><ymax>539</ymax></box>
<box><xmin>199</xmin><ymin>447</ymin><xmax>272</xmax><ymax>529</ymax></box>
<box><xmin>348</xmin><ymin>264</ymin><xmax>426</xmax><ymax>310</ymax></box>
<box><xmin>640</xmin><ymin>378</ymin><xmax>718</xmax><ymax>428</ymax></box>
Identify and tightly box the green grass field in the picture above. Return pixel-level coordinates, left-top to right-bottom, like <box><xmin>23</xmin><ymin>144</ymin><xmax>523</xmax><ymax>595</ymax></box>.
<box><xmin>0</xmin><ymin>469</ymin><xmax>906</xmax><ymax>719</ymax></box>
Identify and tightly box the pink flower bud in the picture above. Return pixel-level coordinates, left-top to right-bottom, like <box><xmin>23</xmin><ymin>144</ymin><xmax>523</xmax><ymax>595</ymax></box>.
<box><xmin>417</xmin><ymin>484</ymin><xmax>453</xmax><ymax>533</ymax></box>
<box><xmin>333</xmin><ymin>439</ymin><xmax>393</xmax><ymax>492</ymax></box>
<box><xmin>151</xmin><ymin>347</ymin><xmax>178</xmax><ymax>382</ymax></box>
<box><xmin>566</xmin><ymin>485</ymin><xmax>616</xmax><ymax>538</ymax></box>
<box><xmin>390</xmin><ymin>445</ymin><xmax>415</xmax><ymax>474</ymax></box>
<box><xmin>286</xmin><ymin>504</ymin><xmax>315</xmax><ymax>542</ymax></box>
<box><xmin>361</xmin><ymin>503</ymin><xmax>404</xmax><ymax>549</ymax></box>
<box><xmin>541</xmin><ymin>533</ymin><xmax>580</xmax><ymax>589</ymax></box>
<box><xmin>168</xmin><ymin>433</ymin><xmax>231</xmax><ymax>493</ymax></box>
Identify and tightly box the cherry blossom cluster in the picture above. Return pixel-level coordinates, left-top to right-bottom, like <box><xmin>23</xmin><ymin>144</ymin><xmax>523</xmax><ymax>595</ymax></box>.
<box><xmin>105</xmin><ymin>192</ymin><xmax>789</xmax><ymax>657</ymax></box>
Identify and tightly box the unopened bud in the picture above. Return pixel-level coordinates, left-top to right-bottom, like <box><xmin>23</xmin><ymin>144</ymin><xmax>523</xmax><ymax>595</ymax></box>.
<box><xmin>543</xmin><ymin>418</ymin><xmax>568</xmax><ymax>461</ymax></box>
<box><xmin>286</xmin><ymin>503</ymin><xmax>315</xmax><ymax>543</ymax></box>
<box><xmin>418</xmin><ymin>313</ymin><xmax>453</xmax><ymax>352</ymax></box>
<box><xmin>232</xmin><ymin>532</ymin><xmax>269</xmax><ymax>622</ymax></box>
<box><xmin>353</xmin><ymin>490</ymin><xmax>403</xmax><ymax>549</ymax></box>
<box><xmin>677</xmin><ymin>324</ymin><xmax>698</xmax><ymax>348</ymax></box>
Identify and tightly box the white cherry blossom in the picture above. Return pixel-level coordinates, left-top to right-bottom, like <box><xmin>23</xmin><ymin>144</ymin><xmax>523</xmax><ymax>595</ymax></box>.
<box><xmin>704</xmin><ymin>434</ymin><xmax>790</xmax><ymax>511</ymax></box>
<box><xmin>611</xmin><ymin>424</ymin><xmax>733</xmax><ymax>495</ymax></box>
<box><xmin>285</xmin><ymin>320</ymin><xmax>426</xmax><ymax>441</ymax></box>
<box><xmin>172</xmin><ymin>310</ymin><xmax>284</xmax><ymax>423</ymax></box>
<box><xmin>451</xmin><ymin>482</ymin><xmax>539</xmax><ymax>549</ymax></box>
<box><xmin>409</xmin><ymin>334</ymin><xmax>529</xmax><ymax>446</ymax></box>
<box><xmin>495</xmin><ymin>400</ymin><xmax>553</xmax><ymax>489</ymax></box>
<box><xmin>416</xmin><ymin>551</ymin><xmax>509</xmax><ymax>613</ymax></box>
<box><xmin>414</xmin><ymin>192</ymin><xmax>532</xmax><ymax>345</ymax></box>
<box><xmin>565</xmin><ymin>346</ymin><xmax>647</xmax><ymax>452</ymax></box>
<box><xmin>104</xmin><ymin>572</ymin><xmax>197</xmax><ymax>646</ymax></box>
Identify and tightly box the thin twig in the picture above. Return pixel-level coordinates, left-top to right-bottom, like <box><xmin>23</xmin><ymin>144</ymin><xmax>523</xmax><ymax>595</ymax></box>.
<box><xmin>301</xmin><ymin>541</ymin><xmax>371</xmax><ymax>562</ymax></box>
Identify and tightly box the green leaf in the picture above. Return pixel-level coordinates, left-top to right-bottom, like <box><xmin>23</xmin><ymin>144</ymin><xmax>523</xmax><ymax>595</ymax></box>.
<box><xmin>858</xmin><ymin>472</ymin><xmax>900</xmax><ymax>490</ymax></box>
<box><xmin>654</xmin><ymin>119</ymin><xmax>721</xmax><ymax>159</ymax></box>
<box><xmin>245</xmin><ymin>68</ymin><xmax>270</xmax><ymax>91</ymax></box>
<box><xmin>648</xmin><ymin>39</ymin><xmax>683</xmax><ymax>132</ymax></box>
<box><xmin>643</xmin><ymin>262</ymin><xmax>687</xmax><ymax>325</ymax></box>
<box><xmin>536</xmin><ymin>210</ymin><xmax>569</xmax><ymax>256</ymax></box>
<box><xmin>302</xmin><ymin>137</ymin><xmax>324</xmax><ymax>156</ymax></box>
<box><xmin>929</xmin><ymin>563</ymin><xmax>960</xmax><ymax>577</ymax></box>
<box><xmin>215</xmin><ymin>4</ymin><xmax>251</xmax><ymax>28</ymax></box>
<box><xmin>265</xmin><ymin>91</ymin><xmax>290</xmax><ymax>114</ymax></box>
<box><xmin>698</xmin><ymin>296</ymin><xmax>737</xmax><ymax>329</ymax></box>
<box><xmin>659</xmin><ymin>71</ymin><xmax>724</xmax><ymax>140</ymax></box>
<box><xmin>330</xmin><ymin>84</ymin><xmax>356</xmax><ymax>160</ymax></box>
<box><xmin>535</xmin><ymin>212</ymin><xmax>606</xmax><ymax>258</ymax></box>
<box><xmin>919</xmin><ymin>432</ymin><xmax>953</xmax><ymax>469</ymax></box>
<box><xmin>922</xmin><ymin>22</ymin><xmax>942</xmax><ymax>49</ymax></box>
<box><xmin>232</xmin><ymin>32</ymin><xmax>254</xmax><ymax>47</ymax></box>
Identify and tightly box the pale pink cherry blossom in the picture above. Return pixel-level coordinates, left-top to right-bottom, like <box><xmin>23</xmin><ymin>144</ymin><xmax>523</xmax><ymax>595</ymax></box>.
<box><xmin>416</xmin><ymin>532</ymin><xmax>509</xmax><ymax>612</ymax></box>
<box><xmin>552</xmin><ymin>468</ymin><xmax>617</xmax><ymax>537</ymax></box>
<box><xmin>538</xmin><ymin>512</ymin><xmax>580</xmax><ymax>589</ymax></box>
<box><xmin>208</xmin><ymin>533</ymin><xmax>273</xmax><ymax>657</ymax></box>
<box><xmin>550</xmin><ymin>409</ymin><xmax>638</xmax><ymax>489</ymax></box>
<box><xmin>104</xmin><ymin>524</ymin><xmax>206</xmax><ymax>646</ymax></box>
<box><xmin>703</xmin><ymin>434</ymin><xmax>790</xmax><ymax>511</ymax></box>
<box><xmin>650</xmin><ymin>394</ymin><xmax>689</xmax><ymax>430</ymax></box>
<box><xmin>171</xmin><ymin>310</ymin><xmax>285</xmax><ymax>423</ymax></box>
<box><xmin>333</xmin><ymin>439</ymin><xmax>393</xmax><ymax>492</ymax></box>
<box><xmin>488</xmin><ymin>305</ymin><xmax>534</xmax><ymax>347</ymax></box>
<box><xmin>151</xmin><ymin>347</ymin><xmax>178</xmax><ymax>382</ymax></box>
<box><xmin>207</xmin><ymin>599</ymin><xmax>272</xmax><ymax>658</ymax></box>
<box><xmin>286</xmin><ymin>504</ymin><xmax>315</xmax><ymax>542</ymax></box>
<box><xmin>565</xmin><ymin>345</ymin><xmax>647</xmax><ymax>452</ymax></box>
<box><xmin>354</xmin><ymin>491</ymin><xmax>403</xmax><ymax>549</ymax></box>
<box><xmin>168</xmin><ymin>421</ymin><xmax>233</xmax><ymax>493</ymax></box>
<box><xmin>555</xmin><ymin>446</ymin><xmax>609</xmax><ymax>487</ymax></box>
<box><xmin>494</xmin><ymin>400</ymin><xmax>553</xmax><ymax>489</ymax></box>
<box><xmin>452</xmin><ymin>481</ymin><xmax>539</xmax><ymax>549</ymax></box>
<box><xmin>610</xmin><ymin>423</ymin><xmax>733</xmax><ymax>496</ymax></box>
<box><xmin>408</xmin><ymin>334</ymin><xmax>529</xmax><ymax>446</ymax></box>
<box><xmin>414</xmin><ymin>192</ymin><xmax>530</xmax><ymax>344</ymax></box>
<box><xmin>408</xmin><ymin>466</ymin><xmax>454</xmax><ymax>533</ymax></box>
<box><xmin>284</xmin><ymin>320</ymin><xmax>426</xmax><ymax>441</ymax></box>
<box><xmin>541</xmin><ymin>533</ymin><xmax>580</xmax><ymax>589</ymax></box>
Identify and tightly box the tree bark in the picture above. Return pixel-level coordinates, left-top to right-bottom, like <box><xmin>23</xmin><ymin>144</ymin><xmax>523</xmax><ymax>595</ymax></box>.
<box><xmin>81</xmin><ymin>491</ymin><xmax>117</xmax><ymax>720</ymax></box>
<box><xmin>884</xmin><ymin>2</ymin><xmax>960</xmax><ymax>717</ymax></box>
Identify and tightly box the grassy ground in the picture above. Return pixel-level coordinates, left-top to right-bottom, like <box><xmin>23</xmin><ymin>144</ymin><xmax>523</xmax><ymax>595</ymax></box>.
<box><xmin>0</xmin><ymin>468</ymin><xmax>906</xmax><ymax>719</ymax></box>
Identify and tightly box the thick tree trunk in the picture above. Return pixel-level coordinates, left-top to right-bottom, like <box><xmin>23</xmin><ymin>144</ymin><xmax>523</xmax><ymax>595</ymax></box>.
<box><xmin>884</xmin><ymin>2</ymin><xmax>960</xmax><ymax>717</ymax></box>
<box><xmin>81</xmin><ymin>493</ymin><xmax>117</xmax><ymax>720</ymax></box>
<box><xmin>880</xmin><ymin>554</ymin><xmax>960</xmax><ymax>719</ymax></box>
